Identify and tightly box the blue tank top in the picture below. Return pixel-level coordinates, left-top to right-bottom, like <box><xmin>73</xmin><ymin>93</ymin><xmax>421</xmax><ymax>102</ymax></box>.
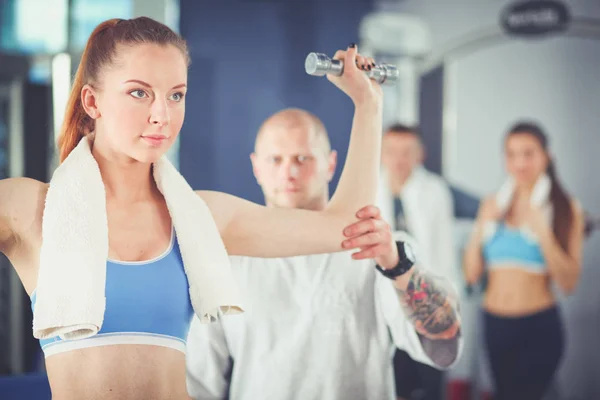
<box><xmin>483</xmin><ymin>223</ymin><xmax>547</xmax><ymax>274</ymax></box>
<box><xmin>31</xmin><ymin>230</ymin><xmax>194</xmax><ymax>357</ymax></box>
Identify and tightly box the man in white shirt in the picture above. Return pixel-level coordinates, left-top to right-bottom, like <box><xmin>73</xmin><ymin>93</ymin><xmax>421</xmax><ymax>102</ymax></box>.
<box><xmin>378</xmin><ymin>123</ymin><xmax>462</xmax><ymax>400</ymax></box>
<box><xmin>185</xmin><ymin>109</ymin><xmax>462</xmax><ymax>400</ymax></box>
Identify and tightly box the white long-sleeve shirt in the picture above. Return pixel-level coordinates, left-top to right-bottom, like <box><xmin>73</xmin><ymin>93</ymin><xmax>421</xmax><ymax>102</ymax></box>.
<box><xmin>377</xmin><ymin>166</ymin><xmax>462</xmax><ymax>292</ymax></box>
<box><xmin>186</xmin><ymin>251</ymin><xmax>462</xmax><ymax>400</ymax></box>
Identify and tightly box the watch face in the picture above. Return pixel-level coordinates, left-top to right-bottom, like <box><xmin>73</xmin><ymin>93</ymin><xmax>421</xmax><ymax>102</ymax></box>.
<box><xmin>403</xmin><ymin>242</ymin><xmax>416</xmax><ymax>264</ymax></box>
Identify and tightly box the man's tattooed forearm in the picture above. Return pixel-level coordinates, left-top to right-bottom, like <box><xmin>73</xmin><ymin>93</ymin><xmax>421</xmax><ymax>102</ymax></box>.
<box><xmin>398</xmin><ymin>268</ymin><xmax>459</xmax><ymax>336</ymax></box>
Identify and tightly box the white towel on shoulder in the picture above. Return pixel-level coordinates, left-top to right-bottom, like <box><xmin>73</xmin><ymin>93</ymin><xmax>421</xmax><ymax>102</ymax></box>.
<box><xmin>33</xmin><ymin>136</ymin><xmax>244</xmax><ymax>340</ymax></box>
<box><xmin>484</xmin><ymin>174</ymin><xmax>553</xmax><ymax>241</ymax></box>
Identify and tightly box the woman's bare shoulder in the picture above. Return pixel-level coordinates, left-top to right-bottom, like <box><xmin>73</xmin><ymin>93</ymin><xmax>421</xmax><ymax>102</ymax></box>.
<box><xmin>1</xmin><ymin>177</ymin><xmax>48</xmax><ymax>202</ymax></box>
<box><xmin>194</xmin><ymin>190</ymin><xmax>238</xmax><ymax>227</ymax></box>
<box><xmin>0</xmin><ymin>177</ymin><xmax>48</xmax><ymax>234</ymax></box>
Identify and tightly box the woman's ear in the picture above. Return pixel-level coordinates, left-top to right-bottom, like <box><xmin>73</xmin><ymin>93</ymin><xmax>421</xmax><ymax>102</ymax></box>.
<box><xmin>81</xmin><ymin>84</ymin><xmax>101</xmax><ymax>120</ymax></box>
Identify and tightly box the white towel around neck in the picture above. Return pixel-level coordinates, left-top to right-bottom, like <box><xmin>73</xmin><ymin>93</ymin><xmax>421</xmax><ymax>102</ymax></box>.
<box><xmin>484</xmin><ymin>173</ymin><xmax>553</xmax><ymax>241</ymax></box>
<box><xmin>496</xmin><ymin>174</ymin><xmax>551</xmax><ymax>216</ymax></box>
<box><xmin>32</xmin><ymin>136</ymin><xmax>244</xmax><ymax>340</ymax></box>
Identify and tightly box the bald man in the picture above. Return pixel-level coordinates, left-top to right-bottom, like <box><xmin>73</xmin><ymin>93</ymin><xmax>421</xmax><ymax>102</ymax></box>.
<box><xmin>185</xmin><ymin>109</ymin><xmax>463</xmax><ymax>400</ymax></box>
<box><xmin>250</xmin><ymin>108</ymin><xmax>335</xmax><ymax>211</ymax></box>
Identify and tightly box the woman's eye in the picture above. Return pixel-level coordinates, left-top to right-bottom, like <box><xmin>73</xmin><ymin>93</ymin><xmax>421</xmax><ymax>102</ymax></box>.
<box><xmin>129</xmin><ymin>89</ymin><xmax>147</xmax><ymax>99</ymax></box>
<box><xmin>170</xmin><ymin>92</ymin><xmax>184</xmax><ymax>102</ymax></box>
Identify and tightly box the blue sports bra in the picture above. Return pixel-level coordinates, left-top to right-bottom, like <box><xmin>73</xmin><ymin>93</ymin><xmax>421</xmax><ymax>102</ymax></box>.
<box><xmin>30</xmin><ymin>230</ymin><xmax>194</xmax><ymax>357</ymax></box>
<box><xmin>482</xmin><ymin>223</ymin><xmax>547</xmax><ymax>274</ymax></box>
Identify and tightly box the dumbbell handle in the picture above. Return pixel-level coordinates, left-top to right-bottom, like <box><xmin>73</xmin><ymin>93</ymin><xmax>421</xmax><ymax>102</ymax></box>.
<box><xmin>304</xmin><ymin>52</ymin><xmax>399</xmax><ymax>85</ymax></box>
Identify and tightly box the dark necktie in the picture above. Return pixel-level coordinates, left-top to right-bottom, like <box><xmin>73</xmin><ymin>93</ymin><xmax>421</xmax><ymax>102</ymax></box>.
<box><xmin>393</xmin><ymin>196</ymin><xmax>409</xmax><ymax>233</ymax></box>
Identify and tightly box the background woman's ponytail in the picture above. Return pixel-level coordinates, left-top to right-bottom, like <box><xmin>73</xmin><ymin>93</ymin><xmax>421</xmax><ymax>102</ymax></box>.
<box><xmin>507</xmin><ymin>122</ymin><xmax>573</xmax><ymax>252</ymax></box>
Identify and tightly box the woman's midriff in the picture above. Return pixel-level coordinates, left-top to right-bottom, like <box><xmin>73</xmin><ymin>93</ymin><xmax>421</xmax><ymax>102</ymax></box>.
<box><xmin>45</xmin><ymin>345</ymin><xmax>191</xmax><ymax>400</ymax></box>
<box><xmin>483</xmin><ymin>267</ymin><xmax>555</xmax><ymax>317</ymax></box>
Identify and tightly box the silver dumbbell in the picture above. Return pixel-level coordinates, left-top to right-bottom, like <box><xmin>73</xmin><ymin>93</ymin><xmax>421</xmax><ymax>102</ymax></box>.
<box><xmin>304</xmin><ymin>52</ymin><xmax>399</xmax><ymax>85</ymax></box>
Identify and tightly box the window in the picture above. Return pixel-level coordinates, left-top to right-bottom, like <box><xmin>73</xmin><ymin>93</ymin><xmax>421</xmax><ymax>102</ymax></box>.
<box><xmin>0</xmin><ymin>0</ymin><xmax>68</xmax><ymax>54</ymax></box>
<box><xmin>70</xmin><ymin>0</ymin><xmax>132</xmax><ymax>51</ymax></box>
<box><xmin>0</xmin><ymin>0</ymin><xmax>133</xmax><ymax>54</ymax></box>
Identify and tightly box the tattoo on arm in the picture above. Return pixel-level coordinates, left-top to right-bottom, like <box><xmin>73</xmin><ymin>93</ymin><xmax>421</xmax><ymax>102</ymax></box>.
<box><xmin>398</xmin><ymin>268</ymin><xmax>460</xmax><ymax>337</ymax></box>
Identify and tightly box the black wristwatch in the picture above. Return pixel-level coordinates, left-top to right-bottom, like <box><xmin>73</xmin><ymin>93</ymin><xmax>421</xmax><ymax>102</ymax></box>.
<box><xmin>375</xmin><ymin>241</ymin><xmax>416</xmax><ymax>279</ymax></box>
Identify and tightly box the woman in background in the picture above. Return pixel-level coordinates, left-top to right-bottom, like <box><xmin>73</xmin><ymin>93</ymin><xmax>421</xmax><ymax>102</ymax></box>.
<box><xmin>464</xmin><ymin>121</ymin><xmax>585</xmax><ymax>400</ymax></box>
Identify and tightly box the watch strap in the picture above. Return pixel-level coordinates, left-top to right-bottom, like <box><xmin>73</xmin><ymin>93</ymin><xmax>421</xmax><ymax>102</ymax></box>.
<box><xmin>375</xmin><ymin>241</ymin><xmax>414</xmax><ymax>279</ymax></box>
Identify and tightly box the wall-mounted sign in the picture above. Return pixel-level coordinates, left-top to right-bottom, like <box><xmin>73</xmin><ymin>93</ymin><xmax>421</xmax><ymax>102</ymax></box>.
<box><xmin>501</xmin><ymin>0</ymin><xmax>570</xmax><ymax>37</ymax></box>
